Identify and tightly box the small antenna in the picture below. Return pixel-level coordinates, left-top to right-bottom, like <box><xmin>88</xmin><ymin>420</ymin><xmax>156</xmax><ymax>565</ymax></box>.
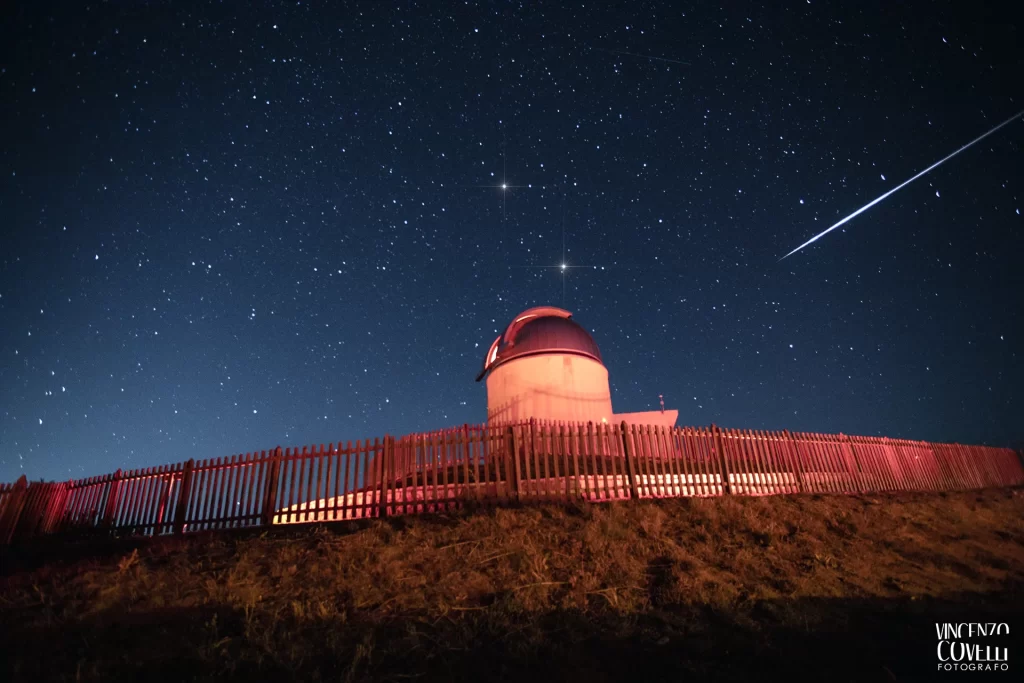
<box><xmin>659</xmin><ymin>394</ymin><xmax>665</xmax><ymax>413</ymax></box>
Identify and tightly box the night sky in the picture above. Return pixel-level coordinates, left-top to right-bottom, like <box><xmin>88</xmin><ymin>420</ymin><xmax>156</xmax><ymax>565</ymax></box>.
<box><xmin>2</xmin><ymin>2</ymin><xmax>1021</xmax><ymax>483</ymax></box>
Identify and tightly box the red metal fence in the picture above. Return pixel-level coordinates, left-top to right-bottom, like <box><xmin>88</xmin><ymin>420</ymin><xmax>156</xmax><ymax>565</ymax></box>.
<box><xmin>0</xmin><ymin>421</ymin><xmax>1021</xmax><ymax>545</ymax></box>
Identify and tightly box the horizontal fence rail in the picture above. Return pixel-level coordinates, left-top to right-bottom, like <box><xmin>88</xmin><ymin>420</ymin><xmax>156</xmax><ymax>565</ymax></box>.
<box><xmin>1</xmin><ymin>421</ymin><xmax>1021</xmax><ymax>545</ymax></box>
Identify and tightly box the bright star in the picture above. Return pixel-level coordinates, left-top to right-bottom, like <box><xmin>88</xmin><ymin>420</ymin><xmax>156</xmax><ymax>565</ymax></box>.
<box><xmin>560</xmin><ymin>263</ymin><xmax>567</xmax><ymax>271</ymax></box>
<box><xmin>501</xmin><ymin>183</ymin><xmax>507</xmax><ymax>190</ymax></box>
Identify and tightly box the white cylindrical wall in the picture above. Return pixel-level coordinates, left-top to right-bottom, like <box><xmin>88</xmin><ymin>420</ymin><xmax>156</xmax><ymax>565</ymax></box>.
<box><xmin>486</xmin><ymin>354</ymin><xmax>613</xmax><ymax>424</ymax></box>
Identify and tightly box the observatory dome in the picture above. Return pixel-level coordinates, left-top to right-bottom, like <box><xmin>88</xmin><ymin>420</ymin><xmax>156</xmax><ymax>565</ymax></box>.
<box><xmin>478</xmin><ymin>306</ymin><xmax>614</xmax><ymax>424</ymax></box>
<box><xmin>476</xmin><ymin>306</ymin><xmax>602</xmax><ymax>381</ymax></box>
<box><xmin>476</xmin><ymin>305</ymin><xmax>677</xmax><ymax>427</ymax></box>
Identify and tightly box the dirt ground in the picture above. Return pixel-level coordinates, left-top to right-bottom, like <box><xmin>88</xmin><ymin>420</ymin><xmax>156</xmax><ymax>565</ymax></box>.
<box><xmin>2</xmin><ymin>488</ymin><xmax>1022</xmax><ymax>682</ymax></box>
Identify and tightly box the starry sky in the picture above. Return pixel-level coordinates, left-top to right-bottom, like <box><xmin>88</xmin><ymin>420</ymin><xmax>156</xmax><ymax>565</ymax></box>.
<box><xmin>2</xmin><ymin>1</ymin><xmax>1021</xmax><ymax>483</ymax></box>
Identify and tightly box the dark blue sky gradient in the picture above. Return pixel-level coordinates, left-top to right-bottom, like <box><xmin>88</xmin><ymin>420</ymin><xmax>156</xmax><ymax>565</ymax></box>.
<box><xmin>1</xmin><ymin>1</ymin><xmax>1021</xmax><ymax>482</ymax></box>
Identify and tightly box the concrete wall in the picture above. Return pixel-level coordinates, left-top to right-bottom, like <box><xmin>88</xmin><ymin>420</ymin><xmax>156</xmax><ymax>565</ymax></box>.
<box><xmin>486</xmin><ymin>353</ymin><xmax>614</xmax><ymax>424</ymax></box>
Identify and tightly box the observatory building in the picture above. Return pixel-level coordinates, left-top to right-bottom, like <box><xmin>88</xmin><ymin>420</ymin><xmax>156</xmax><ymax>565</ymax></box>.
<box><xmin>273</xmin><ymin>305</ymin><xmax>680</xmax><ymax>524</ymax></box>
<box><xmin>476</xmin><ymin>306</ymin><xmax>678</xmax><ymax>427</ymax></box>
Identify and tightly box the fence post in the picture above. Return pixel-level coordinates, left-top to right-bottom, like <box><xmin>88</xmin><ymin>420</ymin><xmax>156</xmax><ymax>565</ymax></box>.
<box><xmin>509</xmin><ymin>426</ymin><xmax>522</xmax><ymax>502</ymax></box>
<box><xmin>260</xmin><ymin>448</ymin><xmax>283</xmax><ymax>527</ymax></box>
<box><xmin>712</xmin><ymin>424</ymin><xmax>733</xmax><ymax>495</ymax></box>
<box><xmin>529</xmin><ymin>418</ymin><xmax>537</xmax><ymax>494</ymax></box>
<box><xmin>173</xmin><ymin>459</ymin><xmax>195</xmax><ymax>534</ymax></box>
<box><xmin>101</xmin><ymin>469</ymin><xmax>123</xmax><ymax>528</ymax></box>
<box><xmin>463</xmin><ymin>423</ymin><xmax>475</xmax><ymax>490</ymax></box>
<box><xmin>619</xmin><ymin>421</ymin><xmax>641</xmax><ymax>500</ymax></box>
<box><xmin>379</xmin><ymin>436</ymin><xmax>393</xmax><ymax>518</ymax></box>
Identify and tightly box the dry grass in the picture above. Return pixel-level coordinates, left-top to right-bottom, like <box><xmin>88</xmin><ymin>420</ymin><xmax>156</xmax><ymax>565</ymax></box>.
<box><xmin>2</xmin><ymin>488</ymin><xmax>1023</xmax><ymax>682</ymax></box>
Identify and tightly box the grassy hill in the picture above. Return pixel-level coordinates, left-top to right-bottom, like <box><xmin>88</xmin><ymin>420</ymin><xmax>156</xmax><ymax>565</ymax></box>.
<box><xmin>2</xmin><ymin>488</ymin><xmax>1023</xmax><ymax>682</ymax></box>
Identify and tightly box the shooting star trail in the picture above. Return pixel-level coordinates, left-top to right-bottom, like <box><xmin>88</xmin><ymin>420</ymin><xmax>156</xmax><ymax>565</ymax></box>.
<box><xmin>588</xmin><ymin>46</ymin><xmax>690</xmax><ymax>66</ymax></box>
<box><xmin>779</xmin><ymin>109</ymin><xmax>1024</xmax><ymax>261</ymax></box>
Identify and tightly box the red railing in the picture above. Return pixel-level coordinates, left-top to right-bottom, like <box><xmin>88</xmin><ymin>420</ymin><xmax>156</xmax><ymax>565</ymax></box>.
<box><xmin>0</xmin><ymin>421</ymin><xmax>1021</xmax><ymax>545</ymax></box>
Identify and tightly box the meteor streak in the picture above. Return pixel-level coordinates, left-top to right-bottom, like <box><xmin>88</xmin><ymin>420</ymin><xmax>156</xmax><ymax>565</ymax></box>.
<box><xmin>588</xmin><ymin>46</ymin><xmax>691</xmax><ymax>66</ymax></box>
<box><xmin>780</xmin><ymin>109</ymin><xmax>1024</xmax><ymax>261</ymax></box>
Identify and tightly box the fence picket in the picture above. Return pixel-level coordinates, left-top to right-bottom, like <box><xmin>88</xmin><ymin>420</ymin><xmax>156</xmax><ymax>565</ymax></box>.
<box><xmin>633</xmin><ymin>424</ymin><xmax>649</xmax><ymax>497</ymax></box>
<box><xmin>750</xmin><ymin>430</ymin><xmax>770</xmax><ymax>495</ymax></box>
<box><xmin>687</xmin><ymin>429</ymin><xmax>705</xmax><ymax>496</ymax></box>
<box><xmin>460</xmin><ymin>427</ymin><xmax>471</xmax><ymax>506</ymax></box>
<box><xmin>341</xmin><ymin>442</ymin><xmax>353</xmax><ymax>518</ymax></box>
<box><xmin>140</xmin><ymin>467</ymin><xmax>160</xmax><ymax>533</ymax></box>
<box><xmin>809</xmin><ymin>433</ymin><xmax>836</xmax><ymax>494</ymax></box>
<box><xmin>596</xmin><ymin>422</ymin><xmax>613</xmax><ymax>501</ymax></box>
<box><xmin>684</xmin><ymin>430</ymin><xmax>700</xmax><ymax>496</ymax></box>
<box><xmin>219</xmin><ymin>458</ymin><xmax>235</xmax><ymax>528</ymax></box>
<box><xmin>753</xmin><ymin>431</ymin><xmax>775</xmax><ymax>494</ymax></box>
<box><xmin>244</xmin><ymin>453</ymin><xmax>260</xmax><ymax>525</ymax></box>
<box><xmin>333</xmin><ymin>442</ymin><xmax>345</xmax><ymax>519</ymax></box>
<box><xmin>659</xmin><ymin>427</ymin><xmax>677</xmax><ymax>496</ymax></box>
<box><xmin>123</xmin><ymin>470</ymin><xmax>142</xmax><ymax>530</ymax></box>
<box><xmin>649</xmin><ymin>425</ymin><xmax>666</xmax><ymax>497</ymax></box>
<box><xmin>660</xmin><ymin>425</ymin><xmax>676</xmax><ymax>497</ymax></box>
<box><xmin>139</xmin><ymin>468</ymin><xmax>157</xmax><ymax>530</ymax></box>
<box><xmin>748</xmin><ymin>429</ymin><xmax>768</xmax><ymax>495</ymax></box>
<box><xmin>106</xmin><ymin>475</ymin><xmax>125</xmax><ymax>528</ymax></box>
